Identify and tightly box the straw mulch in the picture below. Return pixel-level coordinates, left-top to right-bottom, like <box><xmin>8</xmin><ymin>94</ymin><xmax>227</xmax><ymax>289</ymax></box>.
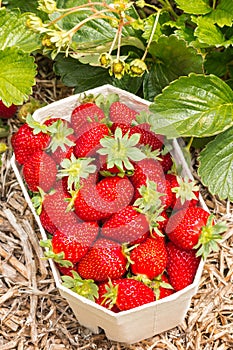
<box><xmin>0</xmin><ymin>59</ymin><xmax>232</xmax><ymax>350</ymax></box>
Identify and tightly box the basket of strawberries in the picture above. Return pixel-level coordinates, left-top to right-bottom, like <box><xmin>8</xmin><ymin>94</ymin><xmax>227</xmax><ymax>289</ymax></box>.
<box><xmin>11</xmin><ymin>85</ymin><xmax>225</xmax><ymax>344</ymax></box>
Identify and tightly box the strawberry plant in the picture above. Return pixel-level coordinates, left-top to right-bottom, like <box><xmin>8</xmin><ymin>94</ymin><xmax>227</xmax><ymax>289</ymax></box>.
<box><xmin>11</xmin><ymin>91</ymin><xmax>227</xmax><ymax>310</ymax></box>
<box><xmin>2</xmin><ymin>0</ymin><xmax>233</xmax><ymax>201</ymax></box>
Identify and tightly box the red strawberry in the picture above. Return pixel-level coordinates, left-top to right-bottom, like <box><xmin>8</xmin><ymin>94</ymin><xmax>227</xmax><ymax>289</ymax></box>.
<box><xmin>166</xmin><ymin>242</ymin><xmax>200</xmax><ymax>291</ymax></box>
<box><xmin>55</xmin><ymin>262</ymin><xmax>77</xmax><ymax>277</ymax></box>
<box><xmin>165</xmin><ymin>206</ymin><xmax>210</xmax><ymax>251</ymax></box>
<box><xmin>101</xmin><ymin>278</ymin><xmax>155</xmax><ymax>311</ymax></box>
<box><xmin>74</xmin><ymin>176</ymin><xmax>134</xmax><ymax>221</ymax></box>
<box><xmin>129</xmin><ymin>123</ymin><xmax>164</xmax><ymax>151</ymax></box>
<box><xmin>77</xmin><ymin>238</ymin><xmax>127</xmax><ymax>282</ymax></box>
<box><xmin>22</xmin><ymin>150</ymin><xmax>57</xmax><ymax>192</ymax></box>
<box><xmin>131</xmin><ymin>159</ymin><xmax>172</xmax><ymax>209</ymax></box>
<box><xmin>40</xmin><ymin>181</ymin><xmax>77</xmax><ymax>234</ymax></box>
<box><xmin>12</xmin><ymin>123</ymin><xmax>50</xmax><ymax>165</ymax></box>
<box><xmin>0</xmin><ymin>101</ymin><xmax>17</xmax><ymax>119</ymax></box>
<box><xmin>109</xmin><ymin>101</ymin><xmax>137</xmax><ymax>126</ymax></box>
<box><xmin>71</xmin><ymin>102</ymin><xmax>106</xmax><ymax>136</ymax></box>
<box><xmin>95</xmin><ymin>282</ymin><xmax>120</xmax><ymax>312</ymax></box>
<box><xmin>130</xmin><ymin>236</ymin><xmax>167</xmax><ymax>280</ymax></box>
<box><xmin>159</xmin><ymin>152</ymin><xmax>173</xmax><ymax>172</ymax></box>
<box><xmin>151</xmin><ymin>273</ymin><xmax>174</xmax><ymax>300</ymax></box>
<box><xmin>74</xmin><ymin>122</ymin><xmax>109</xmax><ymax>158</ymax></box>
<box><xmin>101</xmin><ymin>205</ymin><xmax>149</xmax><ymax>245</ymax></box>
<box><xmin>165</xmin><ymin>174</ymin><xmax>199</xmax><ymax>210</ymax></box>
<box><xmin>51</xmin><ymin>220</ymin><xmax>99</xmax><ymax>264</ymax></box>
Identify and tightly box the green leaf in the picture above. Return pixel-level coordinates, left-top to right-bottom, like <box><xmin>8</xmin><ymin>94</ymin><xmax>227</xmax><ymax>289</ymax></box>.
<box><xmin>193</xmin><ymin>16</ymin><xmax>232</xmax><ymax>48</ymax></box>
<box><xmin>0</xmin><ymin>47</ymin><xmax>36</xmax><ymax>106</ymax></box>
<box><xmin>198</xmin><ymin>126</ymin><xmax>233</xmax><ymax>201</ymax></box>
<box><xmin>149</xmin><ymin>74</ymin><xmax>233</xmax><ymax>138</ymax></box>
<box><xmin>143</xmin><ymin>35</ymin><xmax>203</xmax><ymax>101</ymax></box>
<box><xmin>204</xmin><ymin>47</ymin><xmax>233</xmax><ymax>77</ymax></box>
<box><xmin>174</xmin><ymin>0</ymin><xmax>212</xmax><ymax>15</ymax></box>
<box><xmin>207</xmin><ymin>0</ymin><xmax>233</xmax><ymax>27</ymax></box>
<box><xmin>0</xmin><ymin>8</ymin><xmax>41</xmax><ymax>52</ymax></box>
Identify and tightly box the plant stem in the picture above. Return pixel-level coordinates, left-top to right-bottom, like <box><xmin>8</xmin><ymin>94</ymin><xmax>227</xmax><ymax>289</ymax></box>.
<box><xmin>185</xmin><ymin>137</ymin><xmax>194</xmax><ymax>152</ymax></box>
<box><xmin>141</xmin><ymin>10</ymin><xmax>160</xmax><ymax>61</ymax></box>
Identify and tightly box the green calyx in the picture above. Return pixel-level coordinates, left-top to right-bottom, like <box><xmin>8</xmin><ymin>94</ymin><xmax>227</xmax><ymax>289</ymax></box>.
<box><xmin>97</xmin><ymin>127</ymin><xmax>146</xmax><ymax>172</ymax></box>
<box><xmin>31</xmin><ymin>187</ymin><xmax>46</xmax><ymax>215</ymax></box>
<box><xmin>101</xmin><ymin>279</ymin><xmax>118</xmax><ymax>309</ymax></box>
<box><xmin>194</xmin><ymin>215</ymin><xmax>228</xmax><ymax>260</ymax></box>
<box><xmin>57</xmin><ymin>154</ymin><xmax>96</xmax><ymax>191</ymax></box>
<box><xmin>39</xmin><ymin>239</ymin><xmax>73</xmax><ymax>268</ymax></box>
<box><xmin>26</xmin><ymin>114</ymin><xmax>49</xmax><ymax>134</ymax></box>
<box><xmin>134</xmin><ymin>179</ymin><xmax>165</xmax><ymax>236</ymax></box>
<box><xmin>172</xmin><ymin>176</ymin><xmax>199</xmax><ymax>204</ymax></box>
<box><xmin>61</xmin><ymin>271</ymin><xmax>99</xmax><ymax>302</ymax></box>
<box><xmin>47</xmin><ymin>119</ymin><xmax>75</xmax><ymax>153</ymax></box>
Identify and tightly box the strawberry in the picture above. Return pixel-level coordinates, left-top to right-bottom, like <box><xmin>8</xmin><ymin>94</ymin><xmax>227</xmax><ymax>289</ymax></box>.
<box><xmin>130</xmin><ymin>236</ymin><xmax>167</xmax><ymax>280</ymax></box>
<box><xmin>74</xmin><ymin>122</ymin><xmax>109</xmax><ymax>158</ymax></box>
<box><xmin>159</xmin><ymin>152</ymin><xmax>173</xmax><ymax>172</ymax></box>
<box><xmin>22</xmin><ymin>150</ymin><xmax>57</xmax><ymax>192</ymax></box>
<box><xmin>77</xmin><ymin>238</ymin><xmax>127</xmax><ymax>282</ymax></box>
<box><xmin>95</xmin><ymin>282</ymin><xmax>120</xmax><ymax>312</ymax></box>
<box><xmin>109</xmin><ymin>101</ymin><xmax>137</xmax><ymax>126</ymax></box>
<box><xmin>71</xmin><ymin>102</ymin><xmax>106</xmax><ymax>136</ymax></box>
<box><xmin>129</xmin><ymin>123</ymin><xmax>164</xmax><ymax>151</ymax></box>
<box><xmin>131</xmin><ymin>159</ymin><xmax>172</xmax><ymax>209</ymax></box>
<box><xmin>101</xmin><ymin>205</ymin><xmax>149</xmax><ymax>245</ymax></box>
<box><xmin>39</xmin><ymin>181</ymin><xmax>77</xmax><ymax>234</ymax></box>
<box><xmin>165</xmin><ymin>206</ymin><xmax>210</xmax><ymax>251</ymax></box>
<box><xmin>97</xmin><ymin>127</ymin><xmax>146</xmax><ymax>175</ymax></box>
<box><xmin>166</xmin><ymin>241</ymin><xmax>201</xmax><ymax>291</ymax></box>
<box><xmin>51</xmin><ymin>220</ymin><xmax>99</xmax><ymax>264</ymax></box>
<box><xmin>12</xmin><ymin>123</ymin><xmax>50</xmax><ymax>165</ymax></box>
<box><xmin>0</xmin><ymin>101</ymin><xmax>17</xmax><ymax>119</ymax></box>
<box><xmin>101</xmin><ymin>278</ymin><xmax>155</xmax><ymax>311</ymax></box>
<box><xmin>74</xmin><ymin>176</ymin><xmax>134</xmax><ymax>221</ymax></box>
<box><xmin>150</xmin><ymin>273</ymin><xmax>174</xmax><ymax>300</ymax></box>
<box><xmin>44</xmin><ymin>118</ymin><xmax>76</xmax><ymax>164</ymax></box>
<box><xmin>166</xmin><ymin>174</ymin><xmax>199</xmax><ymax>209</ymax></box>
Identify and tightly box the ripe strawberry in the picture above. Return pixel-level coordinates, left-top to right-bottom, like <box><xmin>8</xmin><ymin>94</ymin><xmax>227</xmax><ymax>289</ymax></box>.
<box><xmin>77</xmin><ymin>238</ymin><xmax>127</xmax><ymax>282</ymax></box>
<box><xmin>159</xmin><ymin>152</ymin><xmax>173</xmax><ymax>172</ymax></box>
<box><xmin>101</xmin><ymin>205</ymin><xmax>149</xmax><ymax>245</ymax></box>
<box><xmin>150</xmin><ymin>273</ymin><xmax>174</xmax><ymax>300</ymax></box>
<box><xmin>97</xmin><ymin>126</ymin><xmax>146</xmax><ymax>175</ymax></box>
<box><xmin>74</xmin><ymin>176</ymin><xmax>134</xmax><ymax>221</ymax></box>
<box><xmin>166</xmin><ymin>241</ymin><xmax>201</xmax><ymax>291</ymax></box>
<box><xmin>165</xmin><ymin>206</ymin><xmax>210</xmax><ymax>251</ymax></box>
<box><xmin>129</xmin><ymin>123</ymin><xmax>164</xmax><ymax>151</ymax></box>
<box><xmin>12</xmin><ymin>123</ymin><xmax>50</xmax><ymax>165</ymax></box>
<box><xmin>44</xmin><ymin>118</ymin><xmax>76</xmax><ymax>164</ymax></box>
<box><xmin>109</xmin><ymin>101</ymin><xmax>137</xmax><ymax>126</ymax></box>
<box><xmin>130</xmin><ymin>236</ymin><xmax>167</xmax><ymax>280</ymax></box>
<box><xmin>95</xmin><ymin>282</ymin><xmax>120</xmax><ymax>312</ymax></box>
<box><xmin>71</xmin><ymin>102</ymin><xmax>106</xmax><ymax>136</ymax></box>
<box><xmin>51</xmin><ymin>220</ymin><xmax>99</xmax><ymax>264</ymax></box>
<box><xmin>40</xmin><ymin>181</ymin><xmax>77</xmax><ymax>234</ymax></box>
<box><xmin>22</xmin><ymin>150</ymin><xmax>57</xmax><ymax>192</ymax></box>
<box><xmin>131</xmin><ymin>159</ymin><xmax>172</xmax><ymax>209</ymax></box>
<box><xmin>0</xmin><ymin>101</ymin><xmax>17</xmax><ymax>119</ymax></box>
<box><xmin>101</xmin><ymin>278</ymin><xmax>155</xmax><ymax>311</ymax></box>
<box><xmin>74</xmin><ymin>122</ymin><xmax>109</xmax><ymax>158</ymax></box>
<box><xmin>165</xmin><ymin>174</ymin><xmax>199</xmax><ymax>209</ymax></box>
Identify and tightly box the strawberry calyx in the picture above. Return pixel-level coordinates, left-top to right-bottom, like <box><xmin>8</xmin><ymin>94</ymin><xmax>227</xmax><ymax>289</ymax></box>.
<box><xmin>61</xmin><ymin>270</ymin><xmax>99</xmax><ymax>302</ymax></box>
<box><xmin>171</xmin><ymin>176</ymin><xmax>199</xmax><ymax>205</ymax></box>
<box><xmin>46</xmin><ymin>119</ymin><xmax>75</xmax><ymax>153</ymax></box>
<box><xmin>39</xmin><ymin>239</ymin><xmax>73</xmax><ymax>268</ymax></box>
<box><xmin>194</xmin><ymin>214</ymin><xmax>227</xmax><ymax>260</ymax></box>
<box><xmin>26</xmin><ymin>114</ymin><xmax>49</xmax><ymax>135</ymax></box>
<box><xmin>134</xmin><ymin>179</ymin><xmax>166</xmax><ymax>236</ymax></box>
<box><xmin>97</xmin><ymin>127</ymin><xmax>146</xmax><ymax>173</ymax></box>
<box><xmin>101</xmin><ymin>279</ymin><xmax>118</xmax><ymax>309</ymax></box>
<box><xmin>31</xmin><ymin>187</ymin><xmax>47</xmax><ymax>215</ymax></box>
<box><xmin>57</xmin><ymin>154</ymin><xmax>97</xmax><ymax>191</ymax></box>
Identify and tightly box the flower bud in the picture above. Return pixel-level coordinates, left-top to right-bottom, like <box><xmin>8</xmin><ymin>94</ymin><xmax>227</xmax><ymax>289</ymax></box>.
<box><xmin>38</xmin><ymin>0</ymin><xmax>57</xmax><ymax>13</ymax></box>
<box><xmin>128</xmin><ymin>59</ymin><xmax>148</xmax><ymax>77</ymax></box>
<box><xmin>109</xmin><ymin>59</ymin><xmax>128</xmax><ymax>79</ymax></box>
<box><xmin>99</xmin><ymin>53</ymin><xmax>112</xmax><ymax>67</ymax></box>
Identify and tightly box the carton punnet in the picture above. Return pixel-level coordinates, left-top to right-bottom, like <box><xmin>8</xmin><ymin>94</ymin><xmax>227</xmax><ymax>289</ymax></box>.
<box><xmin>11</xmin><ymin>85</ymin><xmax>207</xmax><ymax>344</ymax></box>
